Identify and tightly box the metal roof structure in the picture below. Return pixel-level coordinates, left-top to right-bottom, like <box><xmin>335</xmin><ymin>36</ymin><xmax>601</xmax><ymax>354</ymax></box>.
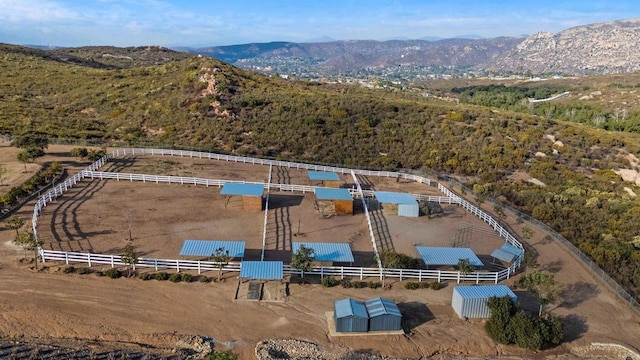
<box><xmin>415</xmin><ymin>246</ymin><xmax>484</xmax><ymax>266</ymax></box>
<box><xmin>179</xmin><ymin>240</ymin><xmax>246</xmax><ymax>258</ymax></box>
<box><xmin>292</xmin><ymin>242</ymin><xmax>355</xmax><ymax>263</ymax></box>
<box><xmin>364</xmin><ymin>297</ymin><xmax>402</xmax><ymax>318</ymax></box>
<box><xmin>490</xmin><ymin>243</ymin><xmax>524</xmax><ymax>263</ymax></box>
<box><xmin>307</xmin><ymin>170</ymin><xmax>340</xmax><ymax>181</ymax></box>
<box><xmin>334</xmin><ymin>298</ymin><xmax>369</xmax><ymax>319</ymax></box>
<box><xmin>239</xmin><ymin>261</ymin><xmax>283</xmax><ymax>280</ymax></box>
<box><xmin>314</xmin><ymin>187</ymin><xmax>353</xmax><ymax>201</ymax></box>
<box><xmin>220</xmin><ymin>182</ymin><xmax>264</xmax><ymax>197</ymax></box>
<box><xmin>374</xmin><ymin>191</ymin><xmax>417</xmax><ymax>205</ymax></box>
<box><xmin>453</xmin><ymin>285</ymin><xmax>517</xmax><ymax>299</ymax></box>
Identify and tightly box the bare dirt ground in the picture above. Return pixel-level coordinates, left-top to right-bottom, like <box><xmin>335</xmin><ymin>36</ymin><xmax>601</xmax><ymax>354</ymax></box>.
<box><xmin>1</xmin><ymin>146</ymin><xmax>640</xmax><ymax>359</ymax></box>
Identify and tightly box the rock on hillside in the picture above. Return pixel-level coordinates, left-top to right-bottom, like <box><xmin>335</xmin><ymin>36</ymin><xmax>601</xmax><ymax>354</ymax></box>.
<box><xmin>490</xmin><ymin>18</ymin><xmax>640</xmax><ymax>75</ymax></box>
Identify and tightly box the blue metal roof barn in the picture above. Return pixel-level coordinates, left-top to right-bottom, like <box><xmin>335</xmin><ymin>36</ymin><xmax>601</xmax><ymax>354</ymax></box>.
<box><xmin>239</xmin><ymin>261</ymin><xmax>283</xmax><ymax>280</ymax></box>
<box><xmin>334</xmin><ymin>298</ymin><xmax>369</xmax><ymax>332</ymax></box>
<box><xmin>415</xmin><ymin>246</ymin><xmax>484</xmax><ymax>267</ymax></box>
<box><xmin>292</xmin><ymin>242</ymin><xmax>355</xmax><ymax>263</ymax></box>
<box><xmin>179</xmin><ymin>240</ymin><xmax>246</xmax><ymax>258</ymax></box>
<box><xmin>307</xmin><ymin>171</ymin><xmax>340</xmax><ymax>181</ymax></box>
<box><xmin>452</xmin><ymin>285</ymin><xmax>517</xmax><ymax>318</ymax></box>
<box><xmin>314</xmin><ymin>187</ymin><xmax>353</xmax><ymax>201</ymax></box>
<box><xmin>490</xmin><ymin>243</ymin><xmax>524</xmax><ymax>263</ymax></box>
<box><xmin>220</xmin><ymin>182</ymin><xmax>264</xmax><ymax>197</ymax></box>
<box><xmin>373</xmin><ymin>191</ymin><xmax>419</xmax><ymax>217</ymax></box>
<box><xmin>365</xmin><ymin>297</ymin><xmax>402</xmax><ymax>332</ymax></box>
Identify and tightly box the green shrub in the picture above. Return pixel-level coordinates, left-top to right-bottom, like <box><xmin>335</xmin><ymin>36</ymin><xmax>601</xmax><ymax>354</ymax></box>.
<box><xmin>340</xmin><ymin>278</ymin><xmax>352</xmax><ymax>288</ymax></box>
<box><xmin>76</xmin><ymin>267</ymin><xmax>92</xmax><ymax>275</ymax></box>
<box><xmin>104</xmin><ymin>268</ymin><xmax>122</xmax><ymax>279</ymax></box>
<box><xmin>154</xmin><ymin>272</ymin><xmax>169</xmax><ymax>281</ymax></box>
<box><xmin>321</xmin><ymin>276</ymin><xmax>337</xmax><ymax>287</ymax></box>
<box><xmin>199</xmin><ymin>276</ymin><xmax>211</xmax><ymax>283</ymax></box>
<box><xmin>367</xmin><ymin>281</ymin><xmax>381</xmax><ymax>289</ymax></box>
<box><xmin>181</xmin><ymin>273</ymin><xmax>193</xmax><ymax>282</ymax></box>
<box><xmin>139</xmin><ymin>272</ymin><xmax>154</xmax><ymax>281</ymax></box>
<box><xmin>404</xmin><ymin>281</ymin><xmax>420</xmax><ymax>290</ymax></box>
<box><xmin>207</xmin><ymin>349</ymin><xmax>239</xmax><ymax>360</ymax></box>
<box><xmin>429</xmin><ymin>281</ymin><xmax>443</xmax><ymax>290</ymax></box>
<box><xmin>351</xmin><ymin>281</ymin><xmax>366</xmax><ymax>289</ymax></box>
<box><xmin>63</xmin><ymin>266</ymin><xmax>76</xmax><ymax>274</ymax></box>
<box><xmin>168</xmin><ymin>273</ymin><xmax>182</xmax><ymax>282</ymax></box>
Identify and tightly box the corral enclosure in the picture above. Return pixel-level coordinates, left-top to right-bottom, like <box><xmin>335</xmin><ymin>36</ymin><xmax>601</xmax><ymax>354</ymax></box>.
<box><xmin>36</xmin><ymin>155</ymin><xmax>504</xmax><ymax>268</ymax></box>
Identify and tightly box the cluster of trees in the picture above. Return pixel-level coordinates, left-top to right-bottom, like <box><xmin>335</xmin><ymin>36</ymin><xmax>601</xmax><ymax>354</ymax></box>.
<box><xmin>0</xmin><ymin>161</ymin><xmax>61</xmax><ymax>209</ymax></box>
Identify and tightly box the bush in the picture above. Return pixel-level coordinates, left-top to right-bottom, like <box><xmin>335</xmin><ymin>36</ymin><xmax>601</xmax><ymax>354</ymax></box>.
<box><xmin>139</xmin><ymin>272</ymin><xmax>154</xmax><ymax>281</ymax></box>
<box><xmin>404</xmin><ymin>282</ymin><xmax>420</xmax><ymax>290</ymax></box>
<box><xmin>429</xmin><ymin>281</ymin><xmax>443</xmax><ymax>290</ymax></box>
<box><xmin>207</xmin><ymin>349</ymin><xmax>239</xmax><ymax>360</ymax></box>
<box><xmin>199</xmin><ymin>276</ymin><xmax>211</xmax><ymax>283</ymax></box>
<box><xmin>169</xmin><ymin>273</ymin><xmax>182</xmax><ymax>282</ymax></box>
<box><xmin>104</xmin><ymin>268</ymin><xmax>122</xmax><ymax>279</ymax></box>
<box><xmin>367</xmin><ymin>281</ymin><xmax>381</xmax><ymax>289</ymax></box>
<box><xmin>154</xmin><ymin>272</ymin><xmax>169</xmax><ymax>281</ymax></box>
<box><xmin>321</xmin><ymin>275</ymin><xmax>337</xmax><ymax>287</ymax></box>
<box><xmin>340</xmin><ymin>278</ymin><xmax>352</xmax><ymax>288</ymax></box>
<box><xmin>181</xmin><ymin>273</ymin><xmax>193</xmax><ymax>283</ymax></box>
<box><xmin>351</xmin><ymin>281</ymin><xmax>367</xmax><ymax>289</ymax></box>
<box><xmin>76</xmin><ymin>267</ymin><xmax>92</xmax><ymax>275</ymax></box>
<box><xmin>63</xmin><ymin>266</ymin><xmax>76</xmax><ymax>274</ymax></box>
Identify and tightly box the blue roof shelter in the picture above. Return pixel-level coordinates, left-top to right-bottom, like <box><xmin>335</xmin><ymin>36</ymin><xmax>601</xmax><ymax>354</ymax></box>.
<box><xmin>452</xmin><ymin>285</ymin><xmax>517</xmax><ymax>318</ymax></box>
<box><xmin>179</xmin><ymin>240</ymin><xmax>245</xmax><ymax>258</ymax></box>
<box><xmin>374</xmin><ymin>191</ymin><xmax>419</xmax><ymax>217</ymax></box>
<box><xmin>365</xmin><ymin>297</ymin><xmax>403</xmax><ymax>332</ymax></box>
<box><xmin>308</xmin><ymin>171</ymin><xmax>340</xmax><ymax>181</ymax></box>
<box><xmin>220</xmin><ymin>182</ymin><xmax>264</xmax><ymax>210</ymax></box>
<box><xmin>491</xmin><ymin>243</ymin><xmax>524</xmax><ymax>263</ymax></box>
<box><xmin>315</xmin><ymin>187</ymin><xmax>352</xmax><ymax>201</ymax></box>
<box><xmin>240</xmin><ymin>261</ymin><xmax>283</xmax><ymax>280</ymax></box>
<box><xmin>415</xmin><ymin>246</ymin><xmax>484</xmax><ymax>267</ymax></box>
<box><xmin>334</xmin><ymin>298</ymin><xmax>369</xmax><ymax>332</ymax></box>
<box><xmin>293</xmin><ymin>242</ymin><xmax>355</xmax><ymax>263</ymax></box>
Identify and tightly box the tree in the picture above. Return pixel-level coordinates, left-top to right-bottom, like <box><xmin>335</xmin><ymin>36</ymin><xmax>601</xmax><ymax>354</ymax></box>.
<box><xmin>6</xmin><ymin>215</ymin><xmax>26</xmax><ymax>236</ymax></box>
<box><xmin>0</xmin><ymin>164</ymin><xmax>7</xmax><ymax>185</ymax></box>
<box><xmin>377</xmin><ymin>248</ymin><xmax>419</xmax><ymax>269</ymax></box>
<box><xmin>211</xmin><ymin>247</ymin><xmax>232</xmax><ymax>281</ymax></box>
<box><xmin>290</xmin><ymin>244</ymin><xmax>315</xmax><ymax>278</ymax></box>
<box><xmin>14</xmin><ymin>231</ymin><xmax>44</xmax><ymax>269</ymax></box>
<box><xmin>121</xmin><ymin>244</ymin><xmax>139</xmax><ymax>277</ymax></box>
<box><xmin>521</xmin><ymin>226</ymin><xmax>534</xmax><ymax>243</ymax></box>
<box><xmin>518</xmin><ymin>271</ymin><xmax>563</xmax><ymax>315</ymax></box>
<box><xmin>123</xmin><ymin>209</ymin><xmax>136</xmax><ymax>241</ymax></box>
<box><xmin>17</xmin><ymin>149</ymin><xmax>35</xmax><ymax>172</ymax></box>
<box><xmin>11</xmin><ymin>133</ymin><xmax>49</xmax><ymax>151</ymax></box>
<box><xmin>457</xmin><ymin>258</ymin><xmax>473</xmax><ymax>280</ymax></box>
<box><xmin>207</xmin><ymin>350</ymin><xmax>238</xmax><ymax>360</ymax></box>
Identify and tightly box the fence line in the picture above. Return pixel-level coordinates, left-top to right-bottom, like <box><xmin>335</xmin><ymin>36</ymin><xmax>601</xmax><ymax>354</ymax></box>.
<box><xmin>33</xmin><ymin>148</ymin><xmax>522</xmax><ymax>285</ymax></box>
<box><xmin>351</xmin><ymin>170</ymin><xmax>382</xmax><ymax>272</ymax></box>
<box><xmin>40</xmin><ymin>249</ymin><xmax>507</xmax><ymax>283</ymax></box>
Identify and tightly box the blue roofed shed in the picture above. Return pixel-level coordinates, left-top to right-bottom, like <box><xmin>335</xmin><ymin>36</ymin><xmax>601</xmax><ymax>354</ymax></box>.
<box><xmin>491</xmin><ymin>243</ymin><xmax>524</xmax><ymax>263</ymax></box>
<box><xmin>374</xmin><ymin>191</ymin><xmax>419</xmax><ymax>218</ymax></box>
<box><xmin>334</xmin><ymin>298</ymin><xmax>369</xmax><ymax>332</ymax></box>
<box><xmin>240</xmin><ymin>261</ymin><xmax>283</xmax><ymax>280</ymax></box>
<box><xmin>365</xmin><ymin>297</ymin><xmax>402</xmax><ymax>332</ymax></box>
<box><xmin>220</xmin><ymin>182</ymin><xmax>264</xmax><ymax>210</ymax></box>
<box><xmin>415</xmin><ymin>246</ymin><xmax>484</xmax><ymax>267</ymax></box>
<box><xmin>293</xmin><ymin>242</ymin><xmax>355</xmax><ymax>264</ymax></box>
<box><xmin>314</xmin><ymin>187</ymin><xmax>353</xmax><ymax>215</ymax></box>
<box><xmin>452</xmin><ymin>285</ymin><xmax>517</xmax><ymax>318</ymax></box>
<box><xmin>179</xmin><ymin>240</ymin><xmax>245</xmax><ymax>259</ymax></box>
<box><xmin>308</xmin><ymin>171</ymin><xmax>341</xmax><ymax>188</ymax></box>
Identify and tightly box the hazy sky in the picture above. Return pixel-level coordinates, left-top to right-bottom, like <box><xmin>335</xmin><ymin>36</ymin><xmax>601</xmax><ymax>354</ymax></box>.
<box><xmin>1</xmin><ymin>0</ymin><xmax>639</xmax><ymax>47</ymax></box>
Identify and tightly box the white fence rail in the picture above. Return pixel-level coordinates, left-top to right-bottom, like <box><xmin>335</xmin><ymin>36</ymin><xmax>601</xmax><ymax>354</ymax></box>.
<box><xmin>33</xmin><ymin>148</ymin><xmax>524</xmax><ymax>284</ymax></box>
<box><xmin>40</xmin><ymin>249</ymin><xmax>512</xmax><ymax>284</ymax></box>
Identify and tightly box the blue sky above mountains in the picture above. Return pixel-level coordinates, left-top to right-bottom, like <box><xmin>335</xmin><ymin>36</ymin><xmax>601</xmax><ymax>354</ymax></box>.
<box><xmin>1</xmin><ymin>0</ymin><xmax>638</xmax><ymax>47</ymax></box>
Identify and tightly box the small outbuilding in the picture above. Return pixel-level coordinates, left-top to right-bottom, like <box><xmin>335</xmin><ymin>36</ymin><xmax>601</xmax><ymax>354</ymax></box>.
<box><xmin>334</xmin><ymin>298</ymin><xmax>369</xmax><ymax>333</ymax></box>
<box><xmin>365</xmin><ymin>297</ymin><xmax>402</xmax><ymax>332</ymax></box>
<box><xmin>308</xmin><ymin>170</ymin><xmax>341</xmax><ymax>188</ymax></box>
<box><xmin>220</xmin><ymin>182</ymin><xmax>264</xmax><ymax>210</ymax></box>
<box><xmin>373</xmin><ymin>191</ymin><xmax>419</xmax><ymax>218</ymax></box>
<box><xmin>451</xmin><ymin>285</ymin><xmax>517</xmax><ymax>319</ymax></box>
<box><xmin>490</xmin><ymin>242</ymin><xmax>524</xmax><ymax>264</ymax></box>
<box><xmin>314</xmin><ymin>187</ymin><xmax>354</xmax><ymax>215</ymax></box>
<box><xmin>415</xmin><ymin>246</ymin><xmax>484</xmax><ymax>268</ymax></box>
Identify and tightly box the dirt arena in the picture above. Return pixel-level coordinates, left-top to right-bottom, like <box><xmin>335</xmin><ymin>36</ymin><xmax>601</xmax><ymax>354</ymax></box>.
<box><xmin>1</xmin><ymin>145</ymin><xmax>640</xmax><ymax>359</ymax></box>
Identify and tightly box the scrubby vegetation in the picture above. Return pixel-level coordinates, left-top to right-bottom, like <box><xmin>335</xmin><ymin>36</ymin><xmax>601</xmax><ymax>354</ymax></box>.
<box><xmin>2</xmin><ymin>44</ymin><xmax>640</xmax><ymax>301</ymax></box>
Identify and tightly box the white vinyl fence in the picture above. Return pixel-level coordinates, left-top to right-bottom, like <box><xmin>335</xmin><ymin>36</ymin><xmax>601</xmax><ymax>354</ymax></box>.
<box><xmin>34</xmin><ymin>148</ymin><xmax>524</xmax><ymax>284</ymax></box>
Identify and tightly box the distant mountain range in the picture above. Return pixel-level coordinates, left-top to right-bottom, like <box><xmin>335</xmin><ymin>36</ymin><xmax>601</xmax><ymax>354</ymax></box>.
<box><xmin>185</xmin><ymin>18</ymin><xmax>640</xmax><ymax>78</ymax></box>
